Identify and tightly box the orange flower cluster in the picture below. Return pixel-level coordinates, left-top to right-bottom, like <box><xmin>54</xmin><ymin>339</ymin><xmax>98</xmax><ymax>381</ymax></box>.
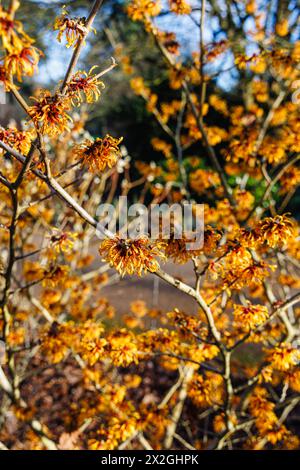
<box><xmin>0</xmin><ymin>126</ymin><xmax>32</xmax><ymax>155</ymax></box>
<box><xmin>28</xmin><ymin>90</ymin><xmax>72</xmax><ymax>137</ymax></box>
<box><xmin>65</xmin><ymin>68</ymin><xmax>105</xmax><ymax>105</ymax></box>
<box><xmin>0</xmin><ymin>3</ymin><xmax>40</xmax><ymax>83</ymax></box>
<box><xmin>169</xmin><ymin>0</ymin><xmax>192</xmax><ymax>15</ymax></box>
<box><xmin>127</xmin><ymin>0</ymin><xmax>162</xmax><ymax>22</ymax></box>
<box><xmin>74</xmin><ymin>134</ymin><xmax>123</xmax><ymax>172</ymax></box>
<box><xmin>268</xmin><ymin>344</ymin><xmax>300</xmax><ymax>372</ymax></box>
<box><xmin>233</xmin><ymin>303</ymin><xmax>269</xmax><ymax>330</ymax></box>
<box><xmin>248</xmin><ymin>388</ymin><xmax>289</xmax><ymax>446</ymax></box>
<box><xmin>189</xmin><ymin>168</ymin><xmax>221</xmax><ymax>194</ymax></box>
<box><xmin>99</xmin><ymin>236</ymin><xmax>166</xmax><ymax>276</ymax></box>
<box><xmin>53</xmin><ymin>6</ymin><xmax>89</xmax><ymax>48</ymax></box>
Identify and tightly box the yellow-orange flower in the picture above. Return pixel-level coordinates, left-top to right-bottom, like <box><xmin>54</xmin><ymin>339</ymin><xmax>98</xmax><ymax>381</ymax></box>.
<box><xmin>189</xmin><ymin>168</ymin><xmax>220</xmax><ymax>194</ymax></box>
<box><xmin>158</xmin><ymin>31</ymin><xmax>180</xmax><ymax>55</ymax></box>
<box><xmin>4</xmin><ymin>45</ymin><xmax>40</xmax><ymax>82</ymax></box>
<box><xmin>0</xmin><ymin>5</ymin><xmax>33</xmax><ymax>51</ymax></box>
<box><xmin>127</xmin><ymin>0</ymin><xmax>161</xmax><ymax>22</ymax></box>
<box><xmin>130</xmin><ymin>76</ymin><xmax>149</xmax><ymax>96</ymax></box>
<box><xmin>130</xmin><ymin>300</ymin><xmax>148</xmax><ymax>317</ymax></box>
<box><xmin>268</xmin><ymin>344</ymin><xmax>300</xmax><ymax>371</ymax></box>
<box><xmin>74</xmin><ymin>134</ymin><xmax>123</xmax><ymax>172</ymax></box>
<box><xmin>276</xmin><ymin>19</ymin><xmax>289</xmax><ymax>37</ymax></box>
<box><xmin>7</xmin><ymin>327</ymin><xmax>25</xmax><ymax>347</ymax></box>
<box><xmin>107</xmin><ymin>329</ymin><xmax>139</xmax><ymax>366</ymax></box>
<box><xmin>165</xmin><ymin>235</ymin><xmax>200</xmax><ymax>264</ymax></box>
<box><xmin>256</xmin><ymin>214</ymin><xmax>295</xmax><ymax>248</ymax></box>
<box><xmin>209</xmin><ymin>93</ymin><xmax>228</xmax><ymax>115</ymax></box>
<box><xmin>80</xmin><ymin>337</ymin><xmax>108</xmax><ymax>366</ymax></box>
<box><xmin>0</xmin><ymin>126</ymin><xmax>32</xmax><ymax>156</ymax></box>
<box><xmin>245</xmin><ymin>0</ymin><xmax>256</xmax><ymax>14</ymax></box>
<box><xmin>28</xmin><ymin>90</ymin><xmax>72</xmax><ymax>136</ymax></box>
<box><xmin>48</xmin><ymin>229</ymin><xmax>77</xmax><ymax>254</ymax></box>
<box><xmin>99</xmin><ymin>236</ymin><xmax>165</xmax><ymax>276</ymax></box>
<box><xmin>65</xmin><ymin>68</ymin><xmax>105</xmax><ymax>105</ymax></box>
<box><xmin>40</xmin><ymin>321</ymin><xmax>73</xmax><ymax>363</ymax></box>
<box><xmin>42</xmin><ymin>264</ymin><xmax>70</xmax><ymax>287</ymax></box>
<box><xmin>151</xmin><ymin>137</ymin><xmax>172</xmax><ymax>158</ymax></box>
<box><xmin>169</xmin><ymin>0</ymin><xmax>191</xmax><ymax>15</ymax></box>
<box><xmin>53</xmin><ymin>6</ymin><xmax>89</xmax><ymax>48</ymax></box>
<box><xmin>233</xmin><ymin>303</ymin><xmax>269</xmax><ymax>330</ymax></box>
